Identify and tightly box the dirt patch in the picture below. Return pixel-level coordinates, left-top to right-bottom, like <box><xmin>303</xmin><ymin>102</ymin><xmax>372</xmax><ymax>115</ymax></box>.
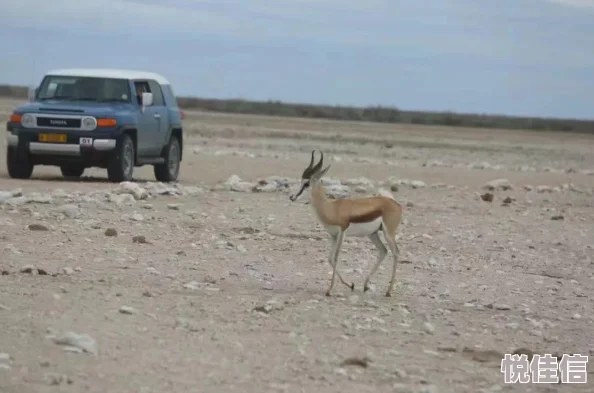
<box><xmin>1</xmin><ymin>98</ymin><xmax>593</xmax><ymax>392</ymax></box>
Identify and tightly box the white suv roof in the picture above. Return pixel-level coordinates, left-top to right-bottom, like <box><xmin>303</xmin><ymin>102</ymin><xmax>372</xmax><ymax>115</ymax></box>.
<box><xmin>46</xmin><ymin>68</ymin><xmax>170</xmax><ymax>85</ymax></box>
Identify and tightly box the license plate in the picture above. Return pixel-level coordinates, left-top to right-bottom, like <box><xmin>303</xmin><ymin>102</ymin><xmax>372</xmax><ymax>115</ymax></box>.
<box><xmin>39</xmin><ymin>133</ymin><xmax>67</xmax><ymax>143</ymax></box>
<box><xmin>80</xmin><ymin>137</ymin><xmax>93</xmax><ymax>146</ymax></box>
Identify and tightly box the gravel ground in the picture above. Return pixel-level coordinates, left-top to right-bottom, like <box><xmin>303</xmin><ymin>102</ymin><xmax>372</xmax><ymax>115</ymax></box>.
<box><xmin>1</xmin><ymin>98</ymin><xmax>593</xmax><ymax>393</ymax></box>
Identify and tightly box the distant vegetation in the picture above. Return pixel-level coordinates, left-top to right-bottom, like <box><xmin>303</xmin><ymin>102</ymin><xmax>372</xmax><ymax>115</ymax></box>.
<box><xmin>1</xmin><ymin>84</ymin><xmax>592</xmax><ymax>133</ymax></box>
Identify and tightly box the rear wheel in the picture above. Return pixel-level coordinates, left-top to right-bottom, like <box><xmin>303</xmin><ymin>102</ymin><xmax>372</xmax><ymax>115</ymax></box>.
<box><xmin>107</xmin><ymin>134</ymin><xmax>135</xmax><ymax>182</ymax></box>
<box><xmin>6</xmin><ymin>146</ymin><xmax>34</xmax><ymax>179</ymax></box>
<box><xmin>154</xmin><ymin>135</ymin><xmax>181</xmax><ymax>182</ymax></box>
<box><xmin>60</xmin><ymin>165</ymin><xmax>85</xmax><ymax>178</ymax></box>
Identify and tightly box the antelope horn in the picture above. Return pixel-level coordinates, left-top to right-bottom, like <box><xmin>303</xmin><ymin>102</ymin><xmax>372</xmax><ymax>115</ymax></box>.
<box><xmin>313</xmin><ymin>151</ymin><xmax>323</xmax><ymax>173</ymax></box>
<box><xmin>307</xmin><ymin>150</ymin><xmax>315</xmax><ymax>170</ymax></box>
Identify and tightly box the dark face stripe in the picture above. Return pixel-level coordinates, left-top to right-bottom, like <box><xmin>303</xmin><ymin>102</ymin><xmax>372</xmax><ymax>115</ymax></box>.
<box><xmin>290</xmin><ymin>182</ymin><xmax>309</xmax><ymax>201</ymax></box>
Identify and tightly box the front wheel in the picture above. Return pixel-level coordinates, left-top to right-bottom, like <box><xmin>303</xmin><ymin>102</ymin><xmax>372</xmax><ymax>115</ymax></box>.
<box><xmin>107</xmin><ymin>134</ymin><xmax>135</xmax><ymax>182</ymax></box>
<box><xmin>6</xmin><ymin>147</ymin><xmax>34</xmax><ymax>179</ymax></box>
<box><xmin>154</xmin><ymin>135</ymin><xmax>181</xmax><ymax>182</ymax></box>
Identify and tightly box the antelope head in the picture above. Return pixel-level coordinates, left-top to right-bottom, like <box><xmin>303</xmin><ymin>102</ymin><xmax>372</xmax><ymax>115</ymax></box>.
<box><xmin>289</xmin><ymin>150</ymin><xmax>331</xmax><ymax>202</ymax></box>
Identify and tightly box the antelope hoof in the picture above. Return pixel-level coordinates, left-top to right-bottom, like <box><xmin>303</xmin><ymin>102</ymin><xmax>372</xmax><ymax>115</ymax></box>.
<box><xmin>325</xmin><ymin>290</ymin><xmax>332</xmax><ymax>297</ymax></box>
<box><xmin>350</xmin><ymin>282</ymin><xmax>355</xmax><ymax>291</ymax></box>
<box><xmin>384</xmin><ymin>291</ymin><xmax>392</xmax><ymax>297</ymax></box>
<box><xmin>363</xmin><ymin>284</ymin><xmax>370</xmax><ymax>292</ymax></box>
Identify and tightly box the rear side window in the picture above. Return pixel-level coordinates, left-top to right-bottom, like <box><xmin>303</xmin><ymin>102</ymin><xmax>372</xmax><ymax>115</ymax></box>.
<box><xmin>147</xmin><ymin>80</ymin><xmax>165</xmax><ymax>106</ymax></box>
<box><xmin>133</xmin><ymin>80</ymin><xmax>164</xmax><ymax>106</ymax></box>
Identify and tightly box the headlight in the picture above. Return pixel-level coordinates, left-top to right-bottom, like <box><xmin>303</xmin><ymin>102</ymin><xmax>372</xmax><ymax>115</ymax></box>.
<box><xmin>21</xmin><ymin>113</ymin><xmax>35</xmax><ymax>128</ymax></box>
<box><xmin>81</xmin><ymin>116</ymin><xmax>97</xmax><ymax>131</ymax></box>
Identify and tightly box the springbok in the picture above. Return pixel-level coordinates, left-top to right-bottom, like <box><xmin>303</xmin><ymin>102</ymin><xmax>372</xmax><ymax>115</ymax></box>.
<box><xmin>289</xmin><ymin>150</ymin><xmax>403</xmax><ymax>297</ymax></box>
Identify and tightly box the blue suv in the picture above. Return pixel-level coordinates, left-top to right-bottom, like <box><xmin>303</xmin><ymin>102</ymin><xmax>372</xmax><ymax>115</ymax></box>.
<box><xmin>6</xmin><ymin>68</ymin><xmax>184</xmax><ymax>182</ymax></box>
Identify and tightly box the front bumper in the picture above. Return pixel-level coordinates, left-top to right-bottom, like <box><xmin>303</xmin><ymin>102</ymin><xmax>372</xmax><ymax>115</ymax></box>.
<box><xmin>7</xmin><ymin>133</ymin><xmax>115</xmax><ymax>155</ymax></box>
<box><xmin>6</xmin><ymin>125</ymin><xmax>123</xmax><ymax>168</ymax></box>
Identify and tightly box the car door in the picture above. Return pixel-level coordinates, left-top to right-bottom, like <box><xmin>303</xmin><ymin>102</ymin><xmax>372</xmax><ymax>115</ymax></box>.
<box><xmin>147</xmin><ymin>80</ymin><xmax>169</xmax><ymax>150</ymax></box>
<box><xmin>133</xmin><ymin>80</ymin><xmax>160</xmax><ymax>157</ymax></box>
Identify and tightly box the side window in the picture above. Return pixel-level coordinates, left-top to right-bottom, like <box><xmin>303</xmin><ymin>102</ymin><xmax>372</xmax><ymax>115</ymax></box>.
<box><xmin>133</xmin><ymin>81</ymin><xmax>151</xmax><ymax>105</ymax></box>
<box><xmin>147</xmin><ymin>80</ymin><xmax>165</xmax><ymax>106</ymax></box>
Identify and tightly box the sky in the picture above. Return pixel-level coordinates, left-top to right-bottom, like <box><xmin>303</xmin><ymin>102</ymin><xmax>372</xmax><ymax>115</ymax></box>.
<box><xmin>1</xmin><ymin>0</ymin><xmax>594</xmax><ymax>119</ymax></box>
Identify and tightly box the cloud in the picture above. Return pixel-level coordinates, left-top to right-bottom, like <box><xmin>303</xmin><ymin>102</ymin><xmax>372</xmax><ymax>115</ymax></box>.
<box><xmin>3</xmin><ymin>0</ymin><xmax>593</xmax><ymax>67</ymax></box>
<box><xmin>1</xmin><ymin>0</ymin><xmax>393</xmax><ymax>45</ymax></box>
<box><xmin>0</xmin><ymin>0</ymin><xmax>510</xmax><ymax>52</ymax></box>
<box><xmin>3</xmin><ymin>0</ymin><xmax>234</xmax><ymax>35</ymax></box>
<box><xmin>545</xmin><ymin>0</ymin><xmax>594</xmax><ymax>7</ymax></box>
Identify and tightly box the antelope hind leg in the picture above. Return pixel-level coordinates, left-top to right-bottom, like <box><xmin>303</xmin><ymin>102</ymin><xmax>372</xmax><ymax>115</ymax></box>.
<box><xmin>383</xmin><ymin>235</ymin><xmax>400</xmax><ymax>297</ymax></box>
<box><xmin>363</xmin><ymin>231</ymin><xmax>388</xmax><ymax>292</ymax></box>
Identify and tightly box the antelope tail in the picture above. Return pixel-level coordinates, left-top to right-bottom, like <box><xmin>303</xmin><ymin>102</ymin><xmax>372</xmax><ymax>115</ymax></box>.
<box><xmin>377</xmin><ymin>187</ymin><xmax>395</xmax><ymax>200</ymax></box>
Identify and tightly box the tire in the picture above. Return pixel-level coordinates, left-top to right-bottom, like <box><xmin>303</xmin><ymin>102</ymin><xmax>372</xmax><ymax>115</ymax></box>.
<box><xmin>60</xmin><ymin>165</ymin><xmax>85</xmax><ymax>178</ymax></box>
<box><xmin>107</xmin><ymin>134</ymin><xmax>135</xmax><ymax>182</ymax></box>
<box><xmin>6</xmin><ymin>146</ymin><xmax>34</xmax><ymax>179</ymax></box>
<box><xmin>154</xmin><ymin>135</ymin><xmax>181</xmax><ymax>182</ymax></box>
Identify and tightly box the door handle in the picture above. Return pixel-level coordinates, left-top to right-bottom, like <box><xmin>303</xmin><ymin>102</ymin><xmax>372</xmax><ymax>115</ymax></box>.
<box><xmin>154</xmin><ymin>113</ymin><xmax>161</xmax><ymax>119</ymax></box>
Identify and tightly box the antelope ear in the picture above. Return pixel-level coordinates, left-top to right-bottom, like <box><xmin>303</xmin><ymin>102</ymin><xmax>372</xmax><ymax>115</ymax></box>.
<box><xmin>318</xmin><ymin>165</ymin><xmax>331</xmax><ymax>177</ymax></box>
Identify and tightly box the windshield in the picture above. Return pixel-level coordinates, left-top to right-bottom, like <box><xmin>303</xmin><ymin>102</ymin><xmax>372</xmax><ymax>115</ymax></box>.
<box><xmin>36</xmin><ymin>75</ymin><xmax>132</xmax><ymax>103</ymax></box>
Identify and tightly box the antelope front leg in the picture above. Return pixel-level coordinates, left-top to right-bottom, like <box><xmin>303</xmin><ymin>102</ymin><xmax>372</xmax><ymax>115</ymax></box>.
<box><xmin>326</xmin><ymin>229</ymin><xmax>345</xmax><ymax>297</ymax></box>
<box><xmin>327</xmin><ymin>235</ymin><xmax>355</xmax><ymax>292</ymax></box>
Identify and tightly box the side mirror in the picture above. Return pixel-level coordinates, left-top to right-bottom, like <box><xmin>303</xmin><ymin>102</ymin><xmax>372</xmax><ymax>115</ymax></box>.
<box><xmin>141</xmin><ymin>92</ymin><xmax>153</xmax><ymax>107</ymax></box>
<box><xmin>28</xmin><ymin>87</ymin><xmax>37</xmax><ymax>102</ymax></box>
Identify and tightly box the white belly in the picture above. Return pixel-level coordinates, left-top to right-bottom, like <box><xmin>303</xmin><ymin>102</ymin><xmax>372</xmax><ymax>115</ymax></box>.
<box><xmin>323</xmin><ymin>217</ymin><xmax>382</xmax><ymax>237</ymax></box>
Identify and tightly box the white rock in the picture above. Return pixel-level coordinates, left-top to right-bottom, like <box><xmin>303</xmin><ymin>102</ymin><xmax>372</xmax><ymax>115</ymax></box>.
<box><xmin>422</xmin><ymin>321</ymin><xmax>435</xmax><ymax>334</ymax></box>
<box><xmin>62</xmin><ymin>267</ymin><xmax>75</xmax><ymax>275</ymax></box>
<box><xmin>410</xmin><ymin>180</ymin><xmax>426</xmax><ymax>189</ymax></box>
<box><xmin>51</xmin><ymin>332</ymin><xmax>98</xmax><ymax>355</ymax></box>
<box><xmin>119</xmin><ymin>306</ymin><xmax>136</xmax><ymax>315</ymax></box>
<box><xmin>483</xmin><ymin>179</ymin><xmax>512</xmax><ymax>191</ymax></box>
<box><xmin>222</xmin><ymin>175</ymin><xmax>255</xmax><ymax>192</ymax></box>
<box><xmin>114</xmin><ymin>182</ymin><xmax>149</xmax><ymax>200</ymax></box>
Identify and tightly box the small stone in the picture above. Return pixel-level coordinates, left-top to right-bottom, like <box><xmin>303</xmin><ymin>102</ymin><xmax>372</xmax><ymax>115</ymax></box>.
<box><xmin>551</xmin><ymin>215</ymin><xmax>564</xmax><ymax>221</ymax></box>
<box><xmin>45</xmin><ymin>373</ymin><xmax>65</xmax><ymax>385</ymax></box>
<box><xmin>62</xmin><ymin>267</ymin><xmax>74</xmax><ymax>275</ymax></box>
<box><xmin>483</xmin><ymin>179</ymin><xmax>512</xmax><ymax>191</ymax></box>
<box><xmin>494</xmin><ymin>304</ymin><xmax>511</xmax><ymax>310</ymax></box>
<box><xmin>203</xmin><ymin>275</ymin><xmax>217</xmax><ymax>284</ymax></box>
<box><xmin>132</xmin><ymin>235</ymin><xmax>148</xmax><ymax>244</ymax></box>
<box><xmin>253</xmin><ymin>304</ymin><xmax>273</xmax><ymax>314</ymax></box>
<box><xmin>422</xmin><ymin>322</ymin><xmax>435</xmax><ymax>334</ymax></box>
<box><xmin>167</xmin><ymin>204</ymin><xmax>181</xmax><ymax>210</ymax></box>
<box><xmin>183</xmin><ymin>281</ymin><xmax>201</xmax><ymax>290</ymax></box>
<box><xmin>130</xmin><ymin>213</ymin><xmax>144</xmax><ymax>222</ymax></box>
<box><xmin>333</xmin><ymin>367</ymin><xmax>347</xmax><ymax>376</ymax></box>
<box><xmin>341</xmin><ymin>356</ymin><xmax>371</xmax><ymax>368</ymax></box>
<box><xmin>104</xmin><ymin>228</ymin><xmax>118</xmax><ymax>237</ymax></box>
<box><xmin>119</xmin><ymin>306</ymin><xmax>135</xmax><ymax>315</ymax></box>
<box><xmin>481</xmin><ymin>192</ymin><xmax>494</xmax><ymax>202</ymax></box>
<box><xmin>28</xmin><ymin>223</ymin><xmax>48</xmax><ymax>231</ymax></box>
<box><xmin>51</xmin><ymin>332</ymin><xmax>98</xmax><ymax>355</ymax></box>
<box><xmin>20</xmin><ymin>265</ymin><xmax>35</xmax><ymax>274</ymax></box>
